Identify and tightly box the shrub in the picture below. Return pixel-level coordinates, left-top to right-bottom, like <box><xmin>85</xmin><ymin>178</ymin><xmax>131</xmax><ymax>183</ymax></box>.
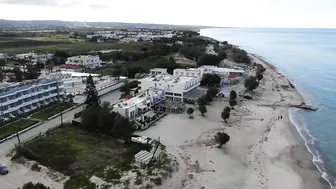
<box><xmin>135</xmin><ymin>177</ymin><xmax>143</xmax><ymax>185</ymax></box>
<box><xmin>21</xmin><ymin>182</ymin><xmax>50</xmax><ymax>189</ymax></box>
<box><xmin>150</xmin><ymin>177</ymin><xmax>162</xmax><ymax>186</ymax></box>
<box><xmin>14</xmin><ymin>146</ymin><xmax>40</xmax><ymax>162</ymax></box>
<box><xmin>64</xmin><ymin>177</ymin><xmax>95</xmax><ymax>189</ymax></box>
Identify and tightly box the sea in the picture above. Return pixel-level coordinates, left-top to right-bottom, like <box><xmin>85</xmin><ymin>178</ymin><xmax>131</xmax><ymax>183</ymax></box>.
<box><xmin>201</xmin><ymin>28</ymin><xmax>336</xmax><ymax>188</ymax></box>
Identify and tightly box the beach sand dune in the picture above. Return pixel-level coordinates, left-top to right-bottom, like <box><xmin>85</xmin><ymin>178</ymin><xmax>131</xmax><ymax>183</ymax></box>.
<box><xmin>138</xmin><ymin>55</ymin><xmax>324</xmax><ymax>189</ymax></box>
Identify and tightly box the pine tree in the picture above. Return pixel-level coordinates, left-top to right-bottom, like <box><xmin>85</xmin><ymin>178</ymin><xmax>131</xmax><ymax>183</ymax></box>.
<box><xmin>84</xmin><ymin>75</ymin><xmax>100</xmax><ymax>107</ymax></box>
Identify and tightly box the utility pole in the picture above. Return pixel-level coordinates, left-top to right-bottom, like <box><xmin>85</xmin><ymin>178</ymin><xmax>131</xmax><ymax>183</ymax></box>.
<box><xmin>56</xmin><ymin>80</ymin><xmax>63</xmax><ymax>126</ymax></box>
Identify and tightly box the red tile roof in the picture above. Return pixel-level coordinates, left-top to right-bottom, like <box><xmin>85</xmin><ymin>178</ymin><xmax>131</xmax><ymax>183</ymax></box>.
<box><xmin>65</xmin><ymin>64</ymin><xmax>83</xmax><ymax>69</ymax></box>
<box><xmin>227</xmin><ymin>74</ymin><xmax>237</xmax><ymax>79</ymax></box>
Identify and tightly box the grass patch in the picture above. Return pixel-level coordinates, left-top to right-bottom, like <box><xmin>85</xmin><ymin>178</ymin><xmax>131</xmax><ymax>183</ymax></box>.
<box><xmin>16</xmin><ymin>125</ymin><xmax>150</xmax><ymax>188</ymax></box>
<box><xmin>0</xmin><ymin>119</ymin><xmax>39</xmax><ymax>139</ymax></box>
<box><xmin>23</xmin><ymin>35</ymin><xmax>71</xmax><ymax>42</ymax></box>
<box><xmin>31</xmin><ymin>102</ymin><xmax>74</xmax><ymax>120</ymax></box>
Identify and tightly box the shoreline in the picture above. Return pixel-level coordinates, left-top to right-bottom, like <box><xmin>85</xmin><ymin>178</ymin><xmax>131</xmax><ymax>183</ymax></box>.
<box><xmin>249</xmin><ymin>54</ymin><xmax>328</xmax><ymax>189</ymax></box>
<box><xmin>137</xmin><ymin>53</ymin><xmax>326</xmax><ymax>189</ymax></box>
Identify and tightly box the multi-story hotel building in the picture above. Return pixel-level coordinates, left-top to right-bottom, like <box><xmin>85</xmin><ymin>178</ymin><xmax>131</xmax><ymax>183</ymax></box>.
<box><xmin>65</xmin><ymin>55</ymin><xmax>102</xmax><ymax>70</ymax></box>
<box><xmin>138</xmin><ymin>69</ymin><xmax>200</xmax><ymax>102</ymax></box>
<box><xmin>113</xmin><ymin>88</ymin><xmax>165</xmax><ymax>119</ymax></box>
<box><xmin>0</xmin><ymin>78</ymin><xmax>64</xmax><ymax>121</ymax></box>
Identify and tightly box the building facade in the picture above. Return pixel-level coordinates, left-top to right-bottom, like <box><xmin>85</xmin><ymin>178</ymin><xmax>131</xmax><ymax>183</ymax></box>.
<box><xmin>0</xmin><ymin>78</ymin><xmax>64</xmax><ymax>121</ymax></box>
<box><xmin>149</xmin><ymin>68</ymin><xmax>168</xmax><ymax>75</ymax></box>
<box><xmin>15</xmin><ymin>52</ymin><xmax>53</xmax><ymax>63</ymax></box>
<box><xmin>198</xmin><ymin>65</ymin><xmax>245</xmax><ymax>77</ymax></box>
<box><xmin>0</xmin><ymin>53</ymin><xmax>5</xmax><ymax>59</ymax></box>
<box><xmin>65</xmin><ymin>55</ymin><xmax>102</xmax><ymax>69</ymax></box>
<box><xmin>113</xmin><ymin>89</ymin><xmax>165</xmax><ymax>119</ymax></box>
<box><xmin>173</xmin><ymin>68</ymin><xmax>202</xmax><ymax>78</ymax></box>
<box><xmin>138</xmin><ymin>73</ymin><xmax>200</xmax><ymax>102</ymax></box>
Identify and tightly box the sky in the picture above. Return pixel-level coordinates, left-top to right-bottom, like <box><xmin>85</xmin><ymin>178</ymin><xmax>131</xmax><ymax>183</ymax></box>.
<box><xmin>0</xmin><ymin>0</ymin><xmax>335</xmax><ymax>28</ymax></box>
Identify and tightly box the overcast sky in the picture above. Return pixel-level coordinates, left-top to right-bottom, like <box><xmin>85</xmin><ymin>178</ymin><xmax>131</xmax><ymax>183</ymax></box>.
<box><xmin>0</xmin><ymin>0</ymin><xmax>335</xmax><ymax>28</ymax></box>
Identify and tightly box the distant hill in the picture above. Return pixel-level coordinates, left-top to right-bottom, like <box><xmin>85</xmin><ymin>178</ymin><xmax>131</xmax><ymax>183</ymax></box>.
<box><xmin>0</xmin><ymin>19</ymin><xmax>214</xmax><ymax>30</ymax></box>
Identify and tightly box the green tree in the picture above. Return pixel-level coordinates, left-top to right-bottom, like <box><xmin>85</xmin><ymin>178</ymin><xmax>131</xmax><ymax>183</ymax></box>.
<box><xmin>207</xmin><ymin>88</ymin><xmax>219</xmax><ymax>98</ymax></box>
<box><xmin>199</xmin><ymin>105</ymin><xmax>207</xmax><ymax>116</ymax></box>
<box><xmin>13</xmin><ymin>67</ymin><xmax>23</xmax><ymax>82</ymax></box>
<box><xmin>187</xmin><ymin>107</ymin><xmax>194</xmax><ymax>118</ymax></box>
<box><xmin>0</xmin><ymin>59</ymin><xmax>6</xmax><ymax>69</ymax></box>
<box><xmin>22</xmin><ymin>182</ymin><xmax>50</xmax><ymax>189</ymax></box>
<box><xmin>197</xmin><ymin>96</ymin><xmax>207</xmax><ymax>106</ymax></box>
<box><xmin>84</xmin><ymin>75</ymin><xmax>100</xmax><ymax>107</ymax></box>
<box><xmin>224</xmin><ymin>106</ymin><xmax>231</xmax><ymax>113</ymax></box>
<box><xmin>230</xmin><ymin>90</ymin><xmax>237</xmax><ymax>100</ymax></box>
<box><xmin>98</xmin><ymin>102</ymin><xmax>118</xmax><ymax>135</ymax></box>
<box><xmin>244</xmin><ymin>76</ymin><xmax>258</xmax><ymax>92</ymax></box>
<box><xmin>205</xmin><ymin>93</ymin><xmax>213</xmax><ymax>103</ymax></box>
<box><xmin>198</xmin><ymin>54</ymin><xmax>221</xmax><ymax>67</ymax></box>
<box><xmin>113</xmin><ymin>116</ymin><xmax>135</xmax><ymax>140</ymax></box>
<box><xmin>200</xmin><ymin>74</ymin><xmax>221</xmax><ymax>87</ymax></box>
<box><xmin>221</xmin><ymin>107</ymin><xmax>231</xmax><ymax>122</ymax></box>
<box><xmin>25</xmin><ymin>62</ymin><xmax>41</xmax><ymax>80</ymax></box>
<box><xmin>256</xmin><ymin>70</ymin><xmax>263</xmax><ymax>82</ymax></box>
<box><xmin>47</xmin><ymin>61</ymin><xmax>55</xmax><ymax>73</ymax></box>
<box><xmin>218</xmin><ymin>51</ymin><xmax>227</xmax><ymax>60</ymax></box>
<box><xmin>215</xmin><ymin>132</ymin><xmax>230</xmax><ymax>148</ymax></box>
<box><xmin>81</xmin><ymin>105</ymin><xmax>101</xmax><ymax>132</ymax></box>
<box><xmin>229</xmin><ymin>99</ymin><xmax>237</xmax><ymax>109</ymax></box>
<box><xmin>0</xmin><ymin>71</ymin><xmax>4</xmax><ymax>83</ymax></box>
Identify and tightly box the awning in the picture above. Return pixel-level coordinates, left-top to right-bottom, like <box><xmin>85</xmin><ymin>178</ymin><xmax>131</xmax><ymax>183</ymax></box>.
<box><xmin>134</xmin><ymin>150</ymin><xmax>153</xmax><ymax>165</ymax></box>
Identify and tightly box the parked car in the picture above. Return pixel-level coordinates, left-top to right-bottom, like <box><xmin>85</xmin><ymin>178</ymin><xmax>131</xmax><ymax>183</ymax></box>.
<box><xmin>0</xmin><ymin>164</ymin><xmax>9</xmax><ymax>175</ymax></box>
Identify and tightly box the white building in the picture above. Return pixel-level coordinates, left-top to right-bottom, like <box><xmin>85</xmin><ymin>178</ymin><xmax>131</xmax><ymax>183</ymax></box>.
<box><xmin>150</xmin><ymin>68</ymin><xmax>168</xmax><ymax>75</ymax></box>
<box><xmin>0</xmin><ymin>53</ymin><xmax>5</xmax><ymax>59</ymax></box>
<box><xmin>138</xmin><ymin>72</ymin><xmax>200</xmax><ymax>102</ymax></box>
<box><xmin>113</xmin><ymin>89</ymin><xmax>165</xmax><ymax>119</ymax></box>
<box><xmin>198</xmin><ymin>65</ymin><xmax>245</xmax><ymax>77</ymax></box>
<box><xmin>65</xmin><ymin>55</ymin><xmax>102</xmax><ymax>70</ymax></box>
<box><xmin>15</xmin><ymin>52</ymin><xmax>53</xmax><ymax>63</ymax></box>
<box><xmin>0</xmin><ymin>77</ymin><xmax>64</xmax><ymax>121</ymax></box>
<box><xmin>173</xmin><ymin>68</ymin><xmax>202</xmax><ymax>78</ymax></box>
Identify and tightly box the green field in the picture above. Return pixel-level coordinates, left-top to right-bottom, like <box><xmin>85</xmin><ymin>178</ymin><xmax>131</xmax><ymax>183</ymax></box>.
<box><xmin>0</xmin><ymin>119</ymin><xmax>39</xmax><ymax>139</ymax></box>
<box><xmin>31</xmin><ymin>102</ymin><xmax>74</xmax><ymax>120</ymax></box>
<box><xmin>1</xmin><ymin>41</ymin><xmax>149</xmax><ymax>54</ymax></box>
<box><xmin>17</xmin><ymin>125</ymin><xmax>149</xmax><ymax>188</ymax></box>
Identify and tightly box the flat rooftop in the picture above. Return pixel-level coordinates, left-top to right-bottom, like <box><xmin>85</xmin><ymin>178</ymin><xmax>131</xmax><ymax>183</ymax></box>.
<box><xmin>140</xmin><ymin>74</ymin><xmax>197</xmax><ymax>84</ymax></box>
<box><xmin>68</xmin><ymin>55</ymin><xmax>99</xmax><ymax>59</ymax></box>
<box><xmin>214</xmin><ymin>67</ymin><xmax>245</xmax><ymax>73</ymax></box>
<box><xmin>114</xmin><ymin>89</ymin><xmax>163</xmax><ymax>109</ymax></box>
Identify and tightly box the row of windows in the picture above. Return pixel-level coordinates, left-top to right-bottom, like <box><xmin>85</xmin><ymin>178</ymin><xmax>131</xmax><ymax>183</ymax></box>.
<box><xmin>165</xmin><ymin>92</ymin><xmax>181</xmax><ymax>97</ymax></box>
<box><xmin>175</xmin><ymin>71</ymin><xmax>201</xmax><ymax>77</ymax></box>
<box><xmin>0</xmin><ymin>89</ymin><xmax>58</xmax><ymax>104</ymax></box>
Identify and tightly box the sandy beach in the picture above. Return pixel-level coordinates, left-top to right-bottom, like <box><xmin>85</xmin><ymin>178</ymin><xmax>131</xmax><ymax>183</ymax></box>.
<box><xmin>138</xmin><ymin>54</ymin><xmax>325</xmax><ymax>189</ymax></box>
<box><xmin>0</xmin><ymin>55</ymin><xmax>325</xmax><ymax>189</ymax></box>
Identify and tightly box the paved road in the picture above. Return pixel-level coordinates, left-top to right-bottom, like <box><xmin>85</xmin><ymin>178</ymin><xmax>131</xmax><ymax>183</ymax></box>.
<box><xmin>0</xmin><ymin>90</ymin><xmax>121</xmax><ymax>157</ymax></box>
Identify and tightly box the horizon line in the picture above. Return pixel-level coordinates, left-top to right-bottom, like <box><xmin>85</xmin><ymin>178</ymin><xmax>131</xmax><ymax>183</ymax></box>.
<box><xmin>1</xmin><ymin>19</ymin><xmax>336</xmax><ymax>29</ymax></box>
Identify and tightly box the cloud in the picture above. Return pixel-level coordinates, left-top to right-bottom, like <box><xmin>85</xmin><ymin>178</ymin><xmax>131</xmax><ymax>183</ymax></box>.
<box><xmin>0</xmin><ymin>0</ymin><xmax>82</xmax><ymax>7</ymax></box>
<box><xmin>0</xmin><ymin>0</ymin><xmax>59</xmax><ymax>6</ymax></box>
<box><xmin>88</xmin><ymin>3</ymin><xmax>108</xmax><ymax>9</ymax></box>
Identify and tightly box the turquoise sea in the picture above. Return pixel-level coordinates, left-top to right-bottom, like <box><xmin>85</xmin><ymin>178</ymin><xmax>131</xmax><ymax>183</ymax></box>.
<box><xmin>201</xmin><ymin>28</ymin><xmax>336</xmax><ymax>188</ymax></box>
